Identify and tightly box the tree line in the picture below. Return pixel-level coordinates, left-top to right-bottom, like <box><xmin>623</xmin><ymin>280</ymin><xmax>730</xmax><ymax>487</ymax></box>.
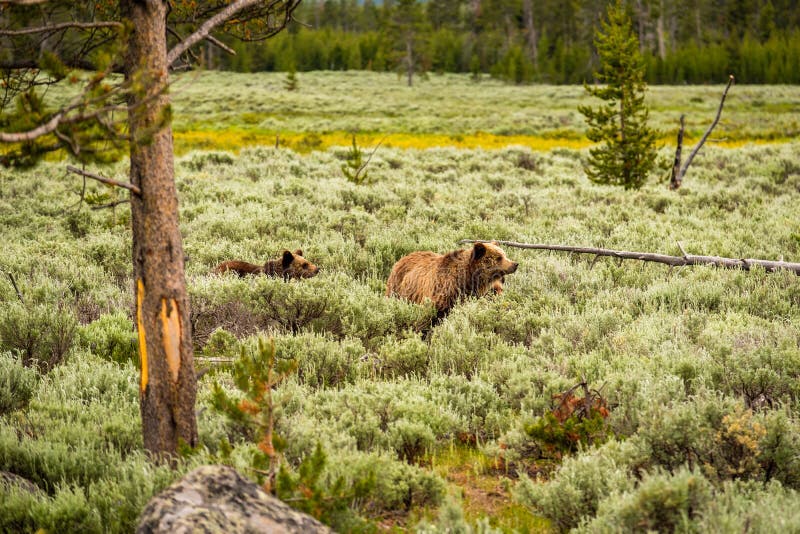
<box><xmin>212</xmin><ymin>0</ymin><xmax>800</xmax><ymax>84</ymax></box>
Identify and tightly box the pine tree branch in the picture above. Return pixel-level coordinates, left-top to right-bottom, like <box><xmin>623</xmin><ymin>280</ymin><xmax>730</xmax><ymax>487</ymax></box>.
<box><xmin>0</xmin><ymin>21</ymin><xmax>122</xmax><ymax>36</ymax></box>
<box><xmin>0</xmin><ymin>110</ymin><xmax>68</xmax><ymax>143</ymax></box>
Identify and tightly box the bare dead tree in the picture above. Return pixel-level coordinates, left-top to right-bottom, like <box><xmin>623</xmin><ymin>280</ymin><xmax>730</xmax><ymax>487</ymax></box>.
<box><xmin>669</xmin><ymin>75</ymin><xmax>735</xmax><ymax>190</ymax></box>
<box><xmin>0</xmin><ymin>0</ymin><xmax>301</xmax><ymax>460</ymax></box>
<box><xmin>460</xmin><ymin>239</ymin><xmax>800</xmax><ymax>275</ymax></box>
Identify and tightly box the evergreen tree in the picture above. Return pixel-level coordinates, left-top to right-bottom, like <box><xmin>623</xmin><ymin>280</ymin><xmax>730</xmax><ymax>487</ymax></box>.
<box><xmin>579</xmin><ymin>0</ymin><xmax>657</xmax><ymax>190</ymax></box>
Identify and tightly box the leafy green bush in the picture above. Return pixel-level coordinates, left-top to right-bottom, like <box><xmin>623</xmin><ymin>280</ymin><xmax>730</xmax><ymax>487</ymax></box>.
<box><xmin>0</xmin><ymin>484</ymin><xmax>101</xmax><ymax>534</ymax></box>
<box><xmin>631</xmin><ymin>396</ymin><xmax>800</xmax><ymax>485</ymax></box>
<box><xmin>0</xmin><ymin>351</ymin><xmax>37</xmax><ymax>415</ymax></box>
<box><xmin>388</xmin><ymin>419</ymin><xmax>436</xmax><ymax>464</ymax></box>
<box><xmin>183</xmin><ymin>151</ymin><xmax>235</xmax><ymax>172</ymax></box>
<box><xmin>323</xmin><ymin>450</ymin><xmax>445</xmax><ymax>512</ymax></box>
<box><xmin>0</xmin><ymin>301</ymin><xmax>77</xmax><ymax>372</ymax></box>
<box><xmin>276</xmin><ymin>443</ymin><xmax>375</xmax><ymax>531</ymax></box>
<box><xmin>375</xmin><ymin>334</ymin><xmax>429</xmax><ymax>379</ymax></box>
<box><xmin>77</xmin><ymin>312</ymin><xmax>137</xmax><ymax>365</ymax></box>
<box><xmin>200</xmin><ymin>327</ymin><xmax>240</xmax><ymax>360</ymax></box>
<box><xmin>515</xmin><ymin>439</ymin><xmax>644</xmax><ymax>531</ymax></box>
<box><xmin>698</xmin><ymin>480</ymin><xmax>800</xmax><ymax>533</ymax></box>
<box><xmin>273</xmin><ymin>332</ymin><xmax>366</xmax><ymax>388</ymax></box>
<box><xmin>578</xmin><ymin>468</ymin><xmax>713</xmax><ymax>533</ymax></box>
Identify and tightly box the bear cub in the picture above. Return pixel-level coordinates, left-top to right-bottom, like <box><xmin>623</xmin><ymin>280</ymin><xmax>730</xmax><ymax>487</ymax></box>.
<box><xmin>215</xmin><ymin>249</ymin><xmax>319</xmax><ymax>280</ymax></box>
<box><xmin>386</xmin><ymin>241</ymin><xmax>518</xmax><ymax>317</ymax></box>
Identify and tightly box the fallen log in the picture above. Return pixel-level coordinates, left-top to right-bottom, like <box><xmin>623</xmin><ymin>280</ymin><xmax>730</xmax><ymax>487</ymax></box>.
<box><xmin>459</xmin><ymin>239</ymin><xmax>800</xmax><ymax>275</ymax></box>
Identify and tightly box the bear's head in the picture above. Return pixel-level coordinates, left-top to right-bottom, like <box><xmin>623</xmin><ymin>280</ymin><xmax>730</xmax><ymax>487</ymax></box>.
<box><xmin>469</xmin><ymin>241</ymin><xmax>518</xmax><ymax>290</ymax></box>
<box><xmin>278</xmin><ymin>249</ymin><xmax>320</xmax><ymax>280</ymax></box>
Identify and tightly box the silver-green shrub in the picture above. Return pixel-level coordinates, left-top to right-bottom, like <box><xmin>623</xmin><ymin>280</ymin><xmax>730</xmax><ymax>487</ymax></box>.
<box><xmin>0</xmin><ymin>351</ymin><xmax>37</xmax><ymax>415</ymax></box>
<box><xmin>577</xmin><ymin>468</ymin><xmax>713</xmax><ymax>533</ymax></box>
<box><xmin>77</xmin><ymin>312</ymin><xmax>137</xmax><ymax>365</ymax></box>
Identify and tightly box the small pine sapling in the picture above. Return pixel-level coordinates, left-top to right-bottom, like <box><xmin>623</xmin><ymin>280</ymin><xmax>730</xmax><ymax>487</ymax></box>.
<box><xmin>211</xmin><ymin>337</ymin><xmax>297</xmax><ymax>493</ymax></box>
<box><xmin>525</xmin><ymin>380</ymin><xmax>611</xmax><ymax>459</ymax></box>
<box><xmin>284</xmin><ymin>64</ymin><xmax>299</xmax><ymax>91</ymax></box>
<box><xmin>341</xmin><ymin>134</ymin><xmax>382</xmax><ymax>185</ymax></box>
<box><xmin>276</xmin><ymin>442</ymin><xmax>375</xmax><ymax>526</ymax></box>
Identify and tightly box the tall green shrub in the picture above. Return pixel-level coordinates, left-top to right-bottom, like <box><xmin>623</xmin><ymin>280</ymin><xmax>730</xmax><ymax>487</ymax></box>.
<box><xmin>579</xmin><ymin>0</ymin><xmax>657</xmax><ymax>189</ymax></box>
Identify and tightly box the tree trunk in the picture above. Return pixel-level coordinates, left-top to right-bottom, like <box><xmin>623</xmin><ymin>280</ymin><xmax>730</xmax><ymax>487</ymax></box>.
<box><xmin>669</xmin><ymin>114</ymin><xmax>685</xmax><ymax>189</ymax></box>
<box><xmin>656</xmin><ymin>0</ymin><xmax>667</xmax><ymax>60</ymax></box>
<box><xmin>122</xmin><ymin>0</ymin><xmax>198</xmax><ymax>460</ymax></box>
<box><xmin>522</xmin><ymin>0</ymin><xmax>538</xmax><ymax>64</ymax></box>
<box><xmin>634</xmin><ymin>0</ymin><xmax>647</xmax><ymax>52</ymax></box>
<box><xmin>406</xmin><ymin>34</ymin><xmax>413</xmax><ymax>87</ymax></box>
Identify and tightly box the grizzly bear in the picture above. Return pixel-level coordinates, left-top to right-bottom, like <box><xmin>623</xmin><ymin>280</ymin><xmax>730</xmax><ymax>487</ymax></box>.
<box><xmin>386</xmin><ymin>241</ymin><xmax>518</xmax><ymax>318</ymax></box>
<box><xmin>214</xmin><ymin>249</ymin><xmax>319</xmax><ymax>280</ymax></box>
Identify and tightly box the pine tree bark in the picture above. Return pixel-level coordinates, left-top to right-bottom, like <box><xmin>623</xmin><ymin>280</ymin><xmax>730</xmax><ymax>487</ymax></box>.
<box><xmin>122</xmin><ymin>0</ymin><xmax>198</xmax><ymax>459</ymax></box>
<box><xmin>522</xmin><ymin>0</ymin><xmax>538</xmax><ymax>64</ymax></box>
<box><xmin>406</xmin><ymin>35</ymin><xmax>413</xmax><ymax>87</ymax></box>
<box><xmin>656</xmin><ymin>0</ymin><xmax>667</xmax><ymax>60</ymax></box>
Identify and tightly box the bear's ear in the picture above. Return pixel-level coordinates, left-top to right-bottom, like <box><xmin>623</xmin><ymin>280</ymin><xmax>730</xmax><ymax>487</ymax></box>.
<box><xmin>471</xmin><ymin>242</ymin><xmax>487</xmax><ymax>261</ymax></box>
<box><xmin>282</xmin><ymin>250</ymin><xmax>295</xmax><ymax>268</ymax></box>
<box><xmin>294</xmin><ymin>249</ymin><xmax>304</xmax><ymax>257</ymax></box>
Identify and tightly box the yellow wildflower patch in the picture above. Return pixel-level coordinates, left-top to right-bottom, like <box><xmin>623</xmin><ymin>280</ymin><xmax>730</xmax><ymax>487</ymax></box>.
<box><xmin>173</xmin><ymin>128</ymin><xmax>790</xmax><ymax>155</ymax></box>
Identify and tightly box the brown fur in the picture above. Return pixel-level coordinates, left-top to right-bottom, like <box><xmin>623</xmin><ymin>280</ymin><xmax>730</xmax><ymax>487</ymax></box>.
<box><xmin>386</xmin><ymin>242</ymin><xmax>518</xmax><ymax>317</ymax></box>
<box><xmin>214</xmin><ymin>249</ymin><xmax>319</xmax><ymax>280</ymax></box>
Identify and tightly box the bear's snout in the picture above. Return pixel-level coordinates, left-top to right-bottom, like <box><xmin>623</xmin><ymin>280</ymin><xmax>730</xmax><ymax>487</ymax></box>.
<box><xmin>507</xmin><ymin>262</ymin><xmax>519</xmax><ymax>273</ymax></box>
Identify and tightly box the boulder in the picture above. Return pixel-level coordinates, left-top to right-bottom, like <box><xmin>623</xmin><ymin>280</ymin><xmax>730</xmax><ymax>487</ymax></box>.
<box><xmin>136</xmin><ymin>465</ymin><xmax>333</xmax><ymax>534</ymax></box>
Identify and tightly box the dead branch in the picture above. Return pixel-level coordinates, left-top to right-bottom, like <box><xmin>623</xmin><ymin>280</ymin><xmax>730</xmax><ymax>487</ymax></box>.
<box><xmin>195</xmin><ymin>356</ymin><xmax>234</xmax><ymax>364</ymax></box>
<box><xmin>68</xmin><ymin>174</ymin><xmax>87</xmax><ymax>213</ymax></box>
<box><xmin>167</xmin><ymin>0</ymin><xmax>265</xmax><ymax>66</ymax></box>
<box><xmin>352</xmin><ymin>135</ymin><xmax>385</xmax><ymax>183</ymax></box>
<box><xmin>167</xmin><ymin>27</ymin><xmax>236</xmax><ymax>61</ymax></box>
<box><xmin>4</xmin><ymin>271</ymin><xmax>25</xmax><ymax>304</ymax></box>
<box><xmin>0</xmin><ymin>21</ymin><xmax>122</xmax><ymax>36</ymax></box>
<box><xmin>552</xmin><ymin>378</ymin><xmax>609</xmax><ymax>423</ymax></box>
<box><xmin>670</xmin><ymin>75</ymin><xmax>735</xmax><ymax>190</ymax></box>
<box><xmin>66</xmin><ymin>165</ymin><xmax>142</xmax><ymax>197</ymax></box>
<box><xmin>204</xmin><ymin>34</ymin><xmax>236</xmax><ymax>56</ymax></box>
<box><xmin>91</xmin><ymin>199</ymin><xmax>130</xmax><ymax>210</ymax></box>
<box><xmin>0</xmin><ymin>0</ymin><xmax>50</xmax><ymax>4</ymax></box>
<box><xmin>460</xmin><ymin>239</ymin><xmax>800</xmax><ymax>275</ymax></box>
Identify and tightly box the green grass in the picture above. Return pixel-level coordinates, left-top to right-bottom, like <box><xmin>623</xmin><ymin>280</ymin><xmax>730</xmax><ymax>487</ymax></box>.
<box><xmin>1</xmin><ymin>72</ymin><xmax>800</xmax><ymax>532</ymax></box>
<box><xmin>168</xmin><ymin>71</ymin><xmax>800</xmax><ymax>143</ymax></box>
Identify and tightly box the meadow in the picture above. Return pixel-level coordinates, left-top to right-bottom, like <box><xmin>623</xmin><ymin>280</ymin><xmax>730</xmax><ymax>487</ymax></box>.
<box><xmin>1</xmin><ymin>71</ymin><xmax>800</xmax><ymax>532</ymax></box>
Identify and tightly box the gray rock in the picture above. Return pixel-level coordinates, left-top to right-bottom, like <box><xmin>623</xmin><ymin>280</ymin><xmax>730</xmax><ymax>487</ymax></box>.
<box><xmin>136</xmin><ymin>464</ymin><xmax>333</xmax><ymax>534</ymax></box>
